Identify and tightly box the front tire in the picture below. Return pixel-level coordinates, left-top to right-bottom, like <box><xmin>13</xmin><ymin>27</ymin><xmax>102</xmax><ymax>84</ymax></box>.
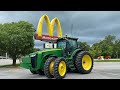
<box><xmin>44</xmin><ymin>57</ymin><xmax>56</xmax><ymax>78</ymax></box>
<box><xmin>53</xmin><ymin>57</ymin><xmax>67</xmax><ymax>79</ymax></box>
<box><xmin>75</xmin><ymin>51</ymin><xmax>93</xmax><ymax>74</ymax></box>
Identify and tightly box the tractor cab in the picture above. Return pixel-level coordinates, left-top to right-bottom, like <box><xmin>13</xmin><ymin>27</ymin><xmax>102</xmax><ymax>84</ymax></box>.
<box><xmin>41</xmin><ymin>34</ymin><xmax>78</xmax><ymax>51</ymax></box>
<box><xmin>41</xmin><ymin>35</ymin><xmax>78</xmax><ymax>57</ymax></box>
<box><xmin>56</xmin><ymin>36</ymin><xmax>78</xmax><ymax>56</ymax></box>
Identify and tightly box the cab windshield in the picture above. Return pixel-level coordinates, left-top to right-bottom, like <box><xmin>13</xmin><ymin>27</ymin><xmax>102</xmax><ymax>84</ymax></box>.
<box><xmin>57</xmin><ymin>40</ymin><xmax>66</xmax><ymax>49</ymax></box>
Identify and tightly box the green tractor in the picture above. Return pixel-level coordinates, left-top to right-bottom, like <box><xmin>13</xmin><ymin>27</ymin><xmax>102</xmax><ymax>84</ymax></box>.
<box><xmin>20</xmin><ymin>35</ymin><xmax>94</xmax><ymax>79</ymax></box>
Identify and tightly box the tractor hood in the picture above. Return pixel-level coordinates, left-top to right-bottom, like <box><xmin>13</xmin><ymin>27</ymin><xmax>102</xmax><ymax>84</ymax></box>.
<box><xmin>29</xmin><ymin>48</ymin><xmax>63</xmax><ymax>57</ymax></box>
<box><xmin>37</xmin><ymin>48</ymin><xmax>62</xmax><ymax>54</ymax></box>
<box><xmin>20</xmin><ymin>48</ymin><xmax>63</xmax><ymax>69</ymax></box>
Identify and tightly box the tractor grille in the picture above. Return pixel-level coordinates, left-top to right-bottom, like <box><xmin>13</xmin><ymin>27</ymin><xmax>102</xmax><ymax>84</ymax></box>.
<box><xmin>31</xmin><ymin>54</ymin><xmax>37</xmax><ymax>68</ymax></box>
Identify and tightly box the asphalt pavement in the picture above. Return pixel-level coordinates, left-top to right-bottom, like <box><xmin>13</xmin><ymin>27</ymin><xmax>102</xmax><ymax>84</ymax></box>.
<box><xmin>0</xmin><ymin>62</ymin><xmax>120</xmax><ymax>79</ymax></box>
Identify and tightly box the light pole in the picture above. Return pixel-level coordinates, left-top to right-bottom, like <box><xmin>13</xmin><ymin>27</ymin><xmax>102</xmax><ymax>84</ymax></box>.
<box><xmin>6</xmin><ymin>52</ymin><xmax>7</xmax><ymax>60</ymax></box>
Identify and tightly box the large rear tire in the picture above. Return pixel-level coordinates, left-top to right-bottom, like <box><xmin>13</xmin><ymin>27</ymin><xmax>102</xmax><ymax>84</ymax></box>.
<box><xmin>53</xmin><ymin>57</ymin><xmax>67</xmax><ymax>79</ymax></box>
<box><xmin>44</xmin><ymin>57</ymin><xmax>56</xmax><ymax>78</ymax></box>
<box><xmin>74</xmin><ymin>51</ymin><xmax>93</xmax><ymax>74</ymax></box>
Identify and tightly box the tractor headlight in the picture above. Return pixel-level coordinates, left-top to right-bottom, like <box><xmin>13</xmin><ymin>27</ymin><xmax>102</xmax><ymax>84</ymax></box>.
<box><xmin>30</xmin><ymin>54</ymin><xmax>36</xmax><ymax>57</ymax></box>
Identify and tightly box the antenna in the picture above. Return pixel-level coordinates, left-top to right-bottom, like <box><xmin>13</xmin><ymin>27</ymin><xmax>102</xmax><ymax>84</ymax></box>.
<box><xmin>71</xmin><ymin>24</ymin><xmax>73</xmax><ymax>37</ymax></box>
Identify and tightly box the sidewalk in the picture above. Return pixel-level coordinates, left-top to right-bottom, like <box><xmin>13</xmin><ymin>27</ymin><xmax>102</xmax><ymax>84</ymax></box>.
<box><xmin>0</xmin><ymin>59</ymin><xmax>20</xmax><ymax>66</ymax></box>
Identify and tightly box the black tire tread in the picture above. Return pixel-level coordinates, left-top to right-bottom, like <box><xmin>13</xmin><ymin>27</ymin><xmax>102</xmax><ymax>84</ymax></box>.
<box><xmin>53</xmin><ymin>57</ymin><xmax>67</xmax><ymax>79</ymax></box>
<box><xmin>44</xmin><ymin>57</ymin><xmax>55</xmax><ymax>78</ymax></box>
<box><xmin>75</xmin><ymin>51</ymin><xmax>94</xmax><ymax>74</ymax></box>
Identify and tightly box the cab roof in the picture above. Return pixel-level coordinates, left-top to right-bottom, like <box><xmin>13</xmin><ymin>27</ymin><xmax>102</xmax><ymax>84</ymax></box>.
<box><xmin>57</xmin><ymin>36</ymin><xmax>78</xmax><ymax>41</ymax></box>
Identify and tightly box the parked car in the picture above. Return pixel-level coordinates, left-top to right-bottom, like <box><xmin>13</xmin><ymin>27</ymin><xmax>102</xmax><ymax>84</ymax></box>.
<box><xmin>105</xmin><ymin>56</ymin><xmax>111</xmax><ymax>59</ymax></box>
<box><xmin>97</xmin><ymin>56</ymin><xmax>104</xmax><ymax>60</ymax></box>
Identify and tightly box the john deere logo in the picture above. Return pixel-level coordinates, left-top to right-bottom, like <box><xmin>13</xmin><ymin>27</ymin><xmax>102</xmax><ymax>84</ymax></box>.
<box><xmin>35</xmin><ymin>14</ymin><xmax>63</xmax><ymax>41</ymax></box>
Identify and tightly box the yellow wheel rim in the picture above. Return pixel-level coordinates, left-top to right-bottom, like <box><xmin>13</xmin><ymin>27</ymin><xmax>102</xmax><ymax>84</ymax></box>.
<box><xmin>82</xmin><ymin>55</ymin><xmax>92</xmax><ymax>70</ymax></box>
<box><xmin>58</xmin><ymin>61</ymin><xmax>66</xmax><ymax>76</ymax></box>
<box><xmin>49</xmin><ymin>61</ymin><xmax>54</xmax><ymax>75</ymax></box>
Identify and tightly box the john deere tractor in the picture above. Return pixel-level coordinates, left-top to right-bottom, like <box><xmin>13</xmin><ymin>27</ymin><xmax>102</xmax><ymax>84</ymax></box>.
<box><xmin>20</xmin><ymin>35</ymin><xmax>94</xmax><ymax>79</ymax></box>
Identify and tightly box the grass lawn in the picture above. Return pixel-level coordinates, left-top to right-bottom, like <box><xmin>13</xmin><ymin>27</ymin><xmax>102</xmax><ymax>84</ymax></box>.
<box><xmin>0</xmin><ymin>64</ymin><xmax>20</xmax><ymax>68</ymax></box>
<box><xmin>95</xmin><ymin>60</ymin><xmax>120</xmax><ymax>62</ymax></box>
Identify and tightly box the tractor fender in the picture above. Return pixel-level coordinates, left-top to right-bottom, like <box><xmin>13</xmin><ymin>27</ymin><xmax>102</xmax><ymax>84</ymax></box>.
<box><xmin>70</xmin><ymin>49</ymin><xmax>83</xmax><ymax>59</ymax></box>
<box><xmin>42</xmin><ymin>54</ymin><xmax>57</xmax><ymax>62</ymax></box>
<box><xmin>39</xmin><ymin>54</ymin><xmax>57</xmax><ymax>70</ymax></box>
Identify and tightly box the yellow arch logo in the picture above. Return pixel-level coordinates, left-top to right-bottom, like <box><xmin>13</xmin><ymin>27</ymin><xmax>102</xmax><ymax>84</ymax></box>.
<box><xmin>36</xmin><ymin>14</ymin><xmax>63</xmax><ymax>38</ymax></box>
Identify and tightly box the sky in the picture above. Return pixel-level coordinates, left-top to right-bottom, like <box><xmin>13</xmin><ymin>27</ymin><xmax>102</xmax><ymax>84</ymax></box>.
<box><xmin>0</xmin><ymin>11</ymin><xmax>120</xmax><ymax>48</ymax></box>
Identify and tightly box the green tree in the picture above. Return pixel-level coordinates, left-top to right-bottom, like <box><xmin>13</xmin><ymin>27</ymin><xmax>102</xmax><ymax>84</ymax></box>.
<box><xmin>89</xmin><ymin>42</ymin><xmax>102</xmax><ymax>58</ymax></box>
<box><xmin>0</xmin><ymin>21</ymin><xmax>35</xmax><ymax>65</ymax></box>
<box><xmin>101</xmin><ymin>35</ymin><xmax>115</xmax><ymax>57</ymax></box>
<box><xmin>113</xmin><ymin>39</ymin><xmax>120</xmax><ymax>58</ymax></box>
<box><xmin>105</xmin><ymin>35</ymin><xmax>116</xmax><ymax>45</ymax></box>
<box><xmin>89</xmin><ymin>35</ymin><xmax>116</xmax><ymax>58</ymax></box>
<box><xmin>78</xmin><ymin>41</ymin><xmax>90</xmax><ymax>51</ymax></box>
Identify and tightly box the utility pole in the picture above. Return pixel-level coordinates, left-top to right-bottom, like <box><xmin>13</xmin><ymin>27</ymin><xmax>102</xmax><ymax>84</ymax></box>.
<box><xmin>71</xmin><ymin>24</ymin><xmax>73</xmax><ymax>37</ymax></box>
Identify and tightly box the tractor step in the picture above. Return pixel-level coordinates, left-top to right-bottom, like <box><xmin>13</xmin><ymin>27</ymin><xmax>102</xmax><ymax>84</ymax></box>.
<box><xmin>67</xmin><ymin>61</ymin><xmax>76</xmax><ymax>70</ymax></box>
<box><xmin>69</xmin><ymin>65</ymin><xmax>75</xmax><ymax>69</ymax></box>
<box><xmin>70</xmin><ymin>67</ymin><xmax>76</xmax><ymax>71</ymax></box>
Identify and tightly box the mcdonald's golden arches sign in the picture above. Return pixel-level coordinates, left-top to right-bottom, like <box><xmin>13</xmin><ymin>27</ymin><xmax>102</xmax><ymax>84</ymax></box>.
<box><xmin>35</xmin><ymin>14</ymin><xmax>63</xmax><ymax>41</ymax></box>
